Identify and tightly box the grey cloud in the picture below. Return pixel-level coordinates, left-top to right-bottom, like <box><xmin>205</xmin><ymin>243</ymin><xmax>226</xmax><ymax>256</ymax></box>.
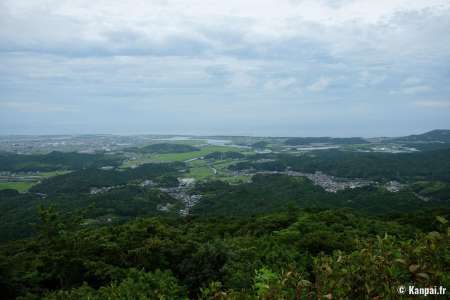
<box><xmin>1</xmin><ymin>0</ymin><xmax>450</xmax><ymax>135</ymax></box>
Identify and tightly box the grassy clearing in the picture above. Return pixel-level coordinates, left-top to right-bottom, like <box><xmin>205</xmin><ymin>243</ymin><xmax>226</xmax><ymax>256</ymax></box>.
<box><xmin>0</xmin><ymin>181</ymin><xmax>36</xmax><ymax>192</ymax></box>
<box><xmin>0</xmin><ymin>171</ymin><xmax>71</xmax><ymax>192</ymax></box>
<box><xmin>185</xmin><ymin>164</ymin><xmax>251</xmax><ymax>183</ymax></box>
<box><xmin>211</xmin><ymin>159</ymin><xmax>253</xmax><ymax>183</ymax></box>
<box><xmin>121</xmin><ymin>154</ymin><xmax>154</xmax><ymax>168</ymax></box>
<box><xmin>212</xmin><ymin>159</ymin><xmax>238</xmax><ymax>170</ymax></box>
<box><xmin>183</xmin><ymin>157</ymin><xmax>253</xmax><ymax>183</ymax></box>
<box><xmin>121</xmin><ymin>146</ymin><xmax>242</xmax><ymax>167</ymax></box>
<box><xmin>38</xmin><ymin>171</ymin><xmax>72</xmax><ymax>178</ymax></box>
<box><xmin>218</xmin><ymin>174</ymin><xmax>252</xmax><ymax>184</ymax></box>
<box><xmin>189</xmin><ymin>159</ymin><xmax>207</xmax><ymax>167</ymax></box>
<box><xmin>183</xmin><ymin>159</ymin><xmax>213</xmax><ymax>181</ymax></box>
<box><xmin>120</xmin><ymin>144</ymin><xmax>253</xmax><ymax>182</ymax></box>
<box><xmin>186</xmin><ymin>166</ymin><xmax>214</xmax><ymax>181</ymax></box>
<box><xmin>148</xmin><ymin>146</ymin><xmax>242</xmax><ymax>162</ymax></box>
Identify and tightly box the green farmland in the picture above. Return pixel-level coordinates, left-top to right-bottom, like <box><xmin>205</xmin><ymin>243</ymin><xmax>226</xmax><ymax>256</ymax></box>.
<box><xmin>0</xmin><ymin>181</ymin><xmax>36</xmax><ymax>192</ymax></box>
<box><xmin>122</xmin><ymin>145</ymin><xmax>248</xmax><ymax>167</ymax></box>
<box><xmin>0</xmin><ymin>171</ymin><xmax>71</xmax><ymax>192</ymax></box>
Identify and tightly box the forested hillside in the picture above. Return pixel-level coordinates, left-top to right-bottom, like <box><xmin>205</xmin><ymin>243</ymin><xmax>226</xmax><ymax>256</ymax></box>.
<box><xmin>1</xmin><ymin>208</ymin><xmax>448</xmax><ymax>299</ymax></box>
<box><xmin>0</xmin><ymin>151</ymin><xmax>123</xmax><ymax>172</ymax></box>
<box><xmin>393</xmin><ymin>129</ymin><xmax>450</xmax><ymax>143</ymax></box>
<box><xmin>30</xmin><ymin>162</ymin><xmax>184</xmax><ymax>195</ymax></box>
<box><xmin>192</xmin><ymin>174</ymin><xmax>447</xmax><ymax>216</ymax></box>
<box><xmin>229</xmin><ymin>149</ymin><xmax>450</xmax><ymax>182</ymax></box>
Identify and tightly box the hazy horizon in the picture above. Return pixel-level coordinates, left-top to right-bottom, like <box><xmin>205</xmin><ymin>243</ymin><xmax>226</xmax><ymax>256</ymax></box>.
<box><xmin>0</xmin><ymin>128</ymin><xmax>448</xmax><ymax>139</ymax></box>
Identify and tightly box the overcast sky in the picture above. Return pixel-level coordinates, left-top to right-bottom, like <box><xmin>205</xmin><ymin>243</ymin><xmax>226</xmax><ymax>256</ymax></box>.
<box><xmin>1</xmin><ymin>0</ymin><xmax>450</xmax><ymax>137</ymax></box>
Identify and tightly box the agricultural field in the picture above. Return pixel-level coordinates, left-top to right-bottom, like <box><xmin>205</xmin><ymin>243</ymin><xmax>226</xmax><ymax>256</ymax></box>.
<box><xmin>38</xmin><ymin>170</ymin><xmax>72</xmax><ymax>178</ymax></box>
<box><xmin>185</xmin><ymin>164</ymin><xmax>213</xmax><ymax>181</ymax></box>
<box><xmin>150</xmin><ymin>145</ymin><xmax>245</xmax><ymax>162</ymax></box>
<box><xmin>183</xmin><ymin>157</ymin><xmax>252</xmax><ymax>183</ymax></box>
<box><xmin>0</xmin><ymin>181</ymin><xmax>36</xmax><ymax>192</ymax></box>
<box><xmin>122</xmin><ymin>145</ymin><xmax>249</xmax><ymax>167</ymax></box>
<box><xmin>0</xmin><ymin>171</ymin><xmax>71</xmax><ymax>192</ymax></box>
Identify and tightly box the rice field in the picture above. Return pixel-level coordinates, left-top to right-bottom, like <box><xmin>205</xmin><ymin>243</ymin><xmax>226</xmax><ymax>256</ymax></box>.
<box><xmin>0</xmin><ymin>181</ymin><xmax>36</xmax><ymax>192</ymax></box>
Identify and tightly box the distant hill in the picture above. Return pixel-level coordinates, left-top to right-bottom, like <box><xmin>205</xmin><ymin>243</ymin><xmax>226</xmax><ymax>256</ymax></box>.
<box><xmin>229</xmin><ymin>148</ymin><xmax>450</xmax><ymax>182</ymax></box>
<box><xmin>393</xmin><ymin>129</ymin><xmax>450</xmax><ymax>143</ymax></box>
<box><xmin>128</xmin><ymin>143</ymin><xmax>200</xmax><ymax>154</ymax></box>
<box><xmin>285</xmin><ymin>137</ymin><xmax>367</xmax><ymax>146</ymax></box>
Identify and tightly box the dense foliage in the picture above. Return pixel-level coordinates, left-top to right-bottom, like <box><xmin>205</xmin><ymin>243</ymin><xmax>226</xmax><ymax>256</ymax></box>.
<box><xmin>192</xmin><ymin>174</ymin><xmax>446</xmax><ymax>216</ymax></box>
<box><xmin>0</xmin><ymin>151</ymin><xmax>123</xmax><ymax>172</ymax></box>
<box><xmin>0</xmin><ymin>186</ymin><xmax>182</xmax><ymax>242</ymax></box>
<box><xmin>228</xmin><ymin>160</ymin><xmax>285</xmax><ymax>172</ymax></box>
<box><xmin>0</xmin><ymin>208</ymin><xmax>448</xmax><ymax>299</ymax></box>
<box><xmin>30</xmin><ymin>162</ymin><xmax>185</xmax><ymax>195</ymax></box>
<box><xmin>411</xmin><ymin>181</ymin><xmax>450</xmax><ymax>201</ymax></box>
<box><xmin>229</xmin><ymin>149</ymin><xmax>450</xmax><ymax>182</ymax></box>
<box><xmin>406</xmin><ymin>142</ymin><xmax>450</xmax><ymax>151</ymax></box>
<box><xmin>204</xmin><ymin>152</ymin><xmax>245</xmax><ymax>160</ymax></box>
<box><xmin>0</xmin><ymin>162</ymin><xmax>186</xmax><ymax>242</ymax></box>
<box><xmin>280</xmin><ymin>149</ymin><xmax>450</xmax><ymax>181</ymax></box>
<box><xmin>2</xmin><ymin>172</ymin><xmax>448</xmax><ymax>244</ymax></box>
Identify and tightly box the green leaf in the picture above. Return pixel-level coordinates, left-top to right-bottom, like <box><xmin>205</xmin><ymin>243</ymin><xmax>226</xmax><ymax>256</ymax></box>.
<box><xmin>436</xmin><ymin>216</ymin><xmax>448</xmax><ymax>224</ymax></box>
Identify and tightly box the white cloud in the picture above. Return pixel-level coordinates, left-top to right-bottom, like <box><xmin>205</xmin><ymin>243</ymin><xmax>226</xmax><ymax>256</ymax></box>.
<box><xmin>1</xmin><ymin>0</ymin><xmax>450</xmax><ymax>135</ymax></box>
<box><xmin>0</xmin><ymin>101</ymin><xmax>79</xmax><ymax>113</ymax></box>
<box><xmin>390</xmin><ymin>85</ymin><xmax>433</xmax><ymax>95</ymax></box>
<box><xmin>402</xmin><ymin>77</ymin><xmax>422</xmax><ymax>86</ymax></box>
<box><xmin>357</xmin><ymin>71</ymin><xmax>386</xmax><ymax>87</ymax></box>
<box><xmin>307</xmin><ymin>77</ymin><xmax>332</xmax><ymax>92</ymax></box>
<box><xmin>263</xmin><ymin>77</ymin><xmax>298</xmax><ymax>91</ymax></box>
<box><xmin>2</xmin><ymin>0</ymin><xmax>450</xmax><ymax>57</ymax></box>
<box><xmin>389</xmin><ymin>76</ymin><xmax>435</xmax><ymax>95</ymax></box>
<box><xmin>415</xmin><ymin>100</ymin><xmax>450</xmax><ymax>108</ymax></box>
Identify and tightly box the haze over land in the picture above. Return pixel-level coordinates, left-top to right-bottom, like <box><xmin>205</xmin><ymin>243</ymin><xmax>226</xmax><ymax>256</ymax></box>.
<box><xmin>1</xmin><ymin>0</ymin><xmax>450</xmax><ymax>136</ymax></box>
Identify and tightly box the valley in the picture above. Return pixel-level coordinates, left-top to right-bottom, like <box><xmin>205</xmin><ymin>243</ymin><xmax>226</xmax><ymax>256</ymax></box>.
<box><xmin>0</xmin><ymin>130</ymin><xmax>449</xmax><ymax>299</ymax></box>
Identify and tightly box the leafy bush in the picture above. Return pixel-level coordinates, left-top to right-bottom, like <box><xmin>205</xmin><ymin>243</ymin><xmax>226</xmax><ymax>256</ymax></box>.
<box><xmin>42</xmin><ymin>269</ymin><xmax>186</xmax><ymax>300</ymax></box>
